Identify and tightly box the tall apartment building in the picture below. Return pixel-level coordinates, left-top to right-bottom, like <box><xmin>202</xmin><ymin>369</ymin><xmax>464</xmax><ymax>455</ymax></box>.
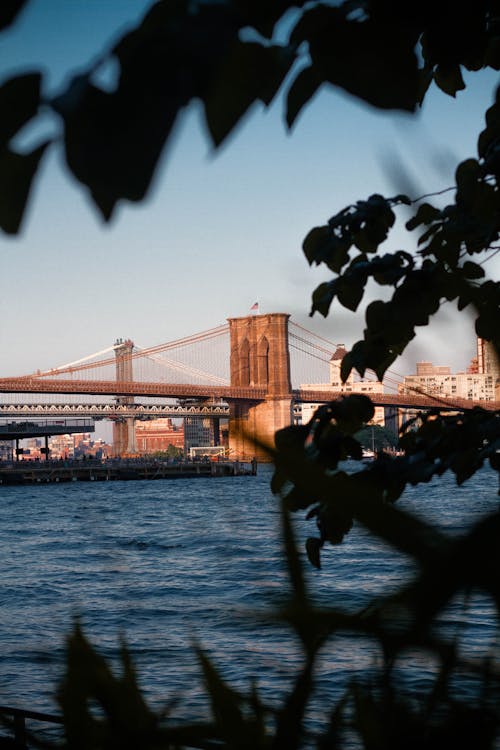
<box><xmin>399</xmin><ymin>339</ymin><xmax>497</xmax><ymax>403</ymax></box>
<box><xmin>477</xmin><ymin>338</ymin><xmax>500</xmax><ymax>381</ymax></box>
<box><xmin>300</xmin><ymin>345</ymin><xmax>385</xmax><ymax>425</ymax></box>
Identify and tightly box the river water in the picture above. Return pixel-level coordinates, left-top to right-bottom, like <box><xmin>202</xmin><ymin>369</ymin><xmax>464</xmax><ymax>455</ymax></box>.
<box><xmin>0</xmin><ymin>464</ymin><xmax>498</xmax><ymax>741</ymax></box>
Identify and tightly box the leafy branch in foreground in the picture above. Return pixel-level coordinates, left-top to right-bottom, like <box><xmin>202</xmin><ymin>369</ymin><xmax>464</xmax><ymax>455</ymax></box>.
<box><xmin>305</xmin><ymin>87</ymin><xmax>500</xmax><ymax>380</ymax></box>
<box><xmin>271</xmin><ymin>395</ymin><xmax>500</xmax><ymax>567</ymax></box>
<box><xmin>1</xmin><ymin>1</ymin><xmax>500</xmax><ymax>233</ymax></box>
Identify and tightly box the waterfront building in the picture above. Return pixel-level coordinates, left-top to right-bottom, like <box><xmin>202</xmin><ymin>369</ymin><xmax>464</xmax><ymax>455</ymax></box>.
<box><xmin>0</xmin><ymin>441</ymin><xmax>14</xmax><ymax>461</ymax></box>
<box><xmin>183</xmin><ymin>416</ymin><xmax>221</xmax><ymax>455</ymax></box>
<box><xmin>135</xmin><ymin>418</ymin><xmax>184</xmax><ymax>454</ymax></box>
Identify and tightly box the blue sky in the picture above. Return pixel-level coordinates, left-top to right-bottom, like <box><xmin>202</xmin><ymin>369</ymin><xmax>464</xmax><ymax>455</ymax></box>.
<box><xmin>1</xmin><ymin>0</ymin><xmax>499</xmax><ymax>381</ymax></box>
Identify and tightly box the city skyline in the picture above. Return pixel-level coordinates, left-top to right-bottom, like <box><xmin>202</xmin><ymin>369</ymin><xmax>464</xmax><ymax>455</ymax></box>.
<box><xmin>0</xmin><ymin>1</ymin><xmax>499</xmax><ymax>382</ymax></box>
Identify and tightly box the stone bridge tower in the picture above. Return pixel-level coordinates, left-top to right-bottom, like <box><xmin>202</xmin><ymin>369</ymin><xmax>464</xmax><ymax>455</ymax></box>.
<box><xmin>228</xmin><ymin>313</ymin><xmax>293</xmax><ymax>459</ymax></box>
<box><xmin>113</xmin><ymin>338</ymin><xmax>137</xmax><ymax>456</ymax></box>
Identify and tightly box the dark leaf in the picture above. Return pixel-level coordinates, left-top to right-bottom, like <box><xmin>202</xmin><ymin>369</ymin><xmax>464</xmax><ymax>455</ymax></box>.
<box><xmin>54</xmin><ymin>76</ymin><xmax>179</xmax><ymax>221</ymax></box>
<box><xmin>54</xmin><ymin>2</ymin><xmax>240</xmax><ymax>218</ymax></box>
<box><xmin>478</xmin><ymin>87</ymin><xmax>500</xmax><ymax>158</ymax></box>
<box><xmin>281</xmin><ymin>497</ymin><xmax>308</xmax><ymax>607</ymax></box>
<box><xmin>393</xmin><ymin>193</ymin><xmax>412</xmax><ymax>206</ymax></box>
<box><xmin>205</xmin><ymin>41</ymin><xmax>294</xmax><ymax>147</ymax></box>
<box><xmin>303</xmin><ymin>225</ymin><xmax>331</xmax><ymax>265</ymax></box>
<box><xmin>330</xmin><ymin>395</ymin><xmax>375</xmax><ymax>432</ymax></box>
<box><xmin>303</xmin><ymin>225</ymin><xmax>351</xmax><ymax>272</ymax></box>
<box><xmin>317</xmin><ymin>502</ymin><xmax>354</xmax><ymax>545</ymax></box>
<box><xmin>455</xmin><ymin>158</ymin><xmax>481</xmax><ymax>206</ymax></box>
<box><xmin>434</xmin><ymin>63</ymin><xmax>466</xmax><ymax>96</ymax></box>
<box><xmin>0</xmin><ymin>0</ymin><xmax>27</xmax><ymax>31</ymax></box>
<box><xmin>273</xmin><ymin>658</ymin><xmax>314</xmax><ymax>750</ymax></box>
<box><xmin>340</xmin><ymin>351</ymin><xmax>354</xmax><ymax>382</ymax></box>
<box><xmin>285</xmin><ymin>485</ymin><xmax>313</xmax><ymax>511</ymax></box>
<box><xmin>406</xmin><ymin>202</ymin><xmax>440</xmax><ymax>231</ymax></box>
<box><xmin>294</xmin><ymin>7</ymin><xmax>419</xmax><ymax>110</ymax></box>
<box><xmin>286</xmin><ymin>64</ymin><xmax>321</xmax><ymax>129</ymax></box>
<box><xmin>305</xmin><ymin>537</ymin><xmax>322</xmax><ymax>569</ymax></box>
<box><xmin>461</xmin><ymin>261</ymin><xmax>485</xmax><ymax>279</ymax></box>
<box><xmin>0</xmin><ymin>142</ymin><xmax>48</xmax><ymax>234</ymax></box>
<box><xmin>336</xmin><ymin>277</ymin><xmax>364</xmax><ymax>312</ymax></box>
<box><xmin>58</xmin><ymin>624</ymin><xmax>157</xmax><ymax>748</ymax></box>
<box><xmin>0</xmin><ymin>73</ymin><xmax>41</xmax><ymax>147</ymax></box>
<box><xmin>196</xmin><ymin>648</ymin><xmax>248</xmax><ymax>746</ymax></box>
<box><xmin>271</xmin><ymin>467</ymin><xmax>288</xmax><ymax>495</ymax></box>
<box><xmin>311</xmin><ymin>281</ymin><xmax>336</xmax><ymax>318</ymax></box>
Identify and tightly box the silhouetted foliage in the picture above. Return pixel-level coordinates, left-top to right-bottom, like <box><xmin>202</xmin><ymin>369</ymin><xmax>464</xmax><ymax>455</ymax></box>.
<box><xmin>1</xmin><ymin>1</ymin><xmax>499</xmax><ymax>748</ymax></box>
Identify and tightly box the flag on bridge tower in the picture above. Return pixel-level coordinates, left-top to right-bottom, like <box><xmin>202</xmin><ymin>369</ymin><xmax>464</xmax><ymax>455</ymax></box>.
<box><xmin>250</xmin><ymin>302</ymin><xmax>259</xmax><ymax>313</ymax></box>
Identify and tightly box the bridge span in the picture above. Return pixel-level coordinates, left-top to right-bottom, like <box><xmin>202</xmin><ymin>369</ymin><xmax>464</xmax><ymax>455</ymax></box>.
<box><xmin>0</xmin><ymin>381</ymin><xmax>497</xmax><ymax>414</ymax></box>
<box><xmin>295</xmin><ymin>389</ymin><xmax>500</xmax><ymax>412</ymax></box>
<box><xmin>0</xmin><ymin>378</ymin><xmax>267</xmax><ymax>402</ymax></box>
<box><xmin>1</xmin><ymin>313</ymin><xmax>498</xmax><ymax>458</ymax></box>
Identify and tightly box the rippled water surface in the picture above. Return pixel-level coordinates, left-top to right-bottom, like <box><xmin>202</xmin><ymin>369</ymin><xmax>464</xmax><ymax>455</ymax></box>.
<box><xmin>0</xmin><ymin>464</ymin><xmax>498</xmax><ymax>735</ymax></box>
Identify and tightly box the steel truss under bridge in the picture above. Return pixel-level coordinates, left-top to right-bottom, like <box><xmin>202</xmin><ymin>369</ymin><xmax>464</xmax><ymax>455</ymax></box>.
<box><xmin>0</xmin><ymin>403</ymin><xmax>230</xmax><ymax>420</ymax></box>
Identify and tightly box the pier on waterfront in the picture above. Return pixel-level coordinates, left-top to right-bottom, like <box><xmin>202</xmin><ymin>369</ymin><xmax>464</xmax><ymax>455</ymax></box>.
<box><xmin>0</xmin><ymin>457</ymin><xmax>257</xmax><ymax>485</ymax></box>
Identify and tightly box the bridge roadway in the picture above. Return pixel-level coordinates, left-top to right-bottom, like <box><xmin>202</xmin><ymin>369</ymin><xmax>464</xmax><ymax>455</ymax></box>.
<box><xmin>0</xmin><ymin>378</ymin><xmax>267</xmax><ymax>401</ymax></box>
<box><xmin>0</xmin><ymin>377</ymin><xmax>498</xmax><ymax>412</ymax></box>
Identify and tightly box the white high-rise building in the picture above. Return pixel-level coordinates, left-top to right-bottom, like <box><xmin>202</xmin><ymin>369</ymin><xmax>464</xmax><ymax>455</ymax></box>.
<box><xmin>399</xmin><ymin>346</ymin><xmax>497</xmax><ymax>404</ymax></box>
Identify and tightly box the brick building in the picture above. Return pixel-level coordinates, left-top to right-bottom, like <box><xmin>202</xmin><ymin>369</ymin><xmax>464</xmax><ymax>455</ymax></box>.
<box><xmin>135</xmin><ymin>418</ymin><xmax>184</xmax><ymax>454</ymax></box>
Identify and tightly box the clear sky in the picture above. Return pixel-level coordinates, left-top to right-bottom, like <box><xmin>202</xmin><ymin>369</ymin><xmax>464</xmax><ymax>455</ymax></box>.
<box><xmin>1</xmin><ymin>0</ymin><xmax>499</xmax><ymax>382</ymax></box>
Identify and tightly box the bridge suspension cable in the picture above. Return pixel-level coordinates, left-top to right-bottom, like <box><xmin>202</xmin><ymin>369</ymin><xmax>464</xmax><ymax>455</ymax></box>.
<box><xmin>289</xmin><ymin>337</ymin><xmax>330</xmax><ymax>365</ymax></box>
<box><xmin>289</xmin><ymin>320</ymin><xmax>470</xmax><ymax>406</ymax></box>
<box><xmin>38</xmin><ymin>345</ymin><xmax>122</xmax><ymax>376</ymax></box>
<box><xmin>30</xmin><ymin>324</ymin><xmax>230</xmax><ymax>379</ymax></box>
<box><xmin>137</xmin><ymin>349</ymin><xmax>229</xmax><ymax>386</ymax></box>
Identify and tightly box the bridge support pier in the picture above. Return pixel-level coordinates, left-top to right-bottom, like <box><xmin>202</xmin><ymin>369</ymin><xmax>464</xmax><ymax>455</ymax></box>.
<box><xmin>113</xmin><ymin>338</ymin><xmax>136</xmax><ymax>456</ymax></box>
<box><xmin>229</xmin><ymin>397</ymin><xmax>292</xmax><ymax>460</ymax></box>
<box><xmin>228</xmin><ymin>313</ymin><xmax>292</xmax><ymax>460</ymax></box>
<box><xmin>113</xmin><ymin>417</ymin><xmax>137</xmax><ymax>456</ymax></box>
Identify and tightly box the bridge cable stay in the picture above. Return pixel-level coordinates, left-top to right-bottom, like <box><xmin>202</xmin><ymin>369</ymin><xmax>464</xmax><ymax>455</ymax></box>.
<box><xmin>289</xmin><ymin>333</ymin><xmax>332</xmax><ymax>359</ymax></box>
<box><xmin>290</xmin><ymin>321</ymin><xmax>451</xmax><ymax>391</ymax></box>
<box><xmin>29</xmin><ymin>325</ymin><xmax>229</xmax><ymax>380</ymax></box>
<box><xmin>289</xmin><ymin>338</ymin><xmax>330</xmax><ymax>364</ymax></box>
<box><xmin>135</xmin><ymin>349</ymin><xmax>229</xmax><ymax>386</ymax></box>
<box><xmin>288</xmin><ymin>321</ymin><xmax>491</xmax><ymax>409</ymax></box>
<box><xmin>291</xmin><ymin>320</ymin><xmax>442</xmax><ymax>392</ymax></box>
<box><xmin>37</xmin><ymin>345</ymin><xmax>122</xmax><ymax>376</ymax></box>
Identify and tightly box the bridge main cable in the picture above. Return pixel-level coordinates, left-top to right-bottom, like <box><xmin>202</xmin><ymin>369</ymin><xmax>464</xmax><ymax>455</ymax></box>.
<box><xmin>23</xmin><ymin>324</ymin><xmax>230</xmax><ymax>379</ymax></box>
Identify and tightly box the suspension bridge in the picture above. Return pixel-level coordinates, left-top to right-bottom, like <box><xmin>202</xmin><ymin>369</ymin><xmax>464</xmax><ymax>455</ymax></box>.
<box><xmin>0</xmin><ymin>313</ymin><xmax>497</xmax><ymax>458</ymax></box>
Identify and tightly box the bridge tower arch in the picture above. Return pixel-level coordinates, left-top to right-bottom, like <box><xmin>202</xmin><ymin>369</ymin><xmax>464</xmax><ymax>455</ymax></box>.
<box><xmin>113</xmin><ymin>338</ymin><xmax>137</xmax><ymax>456</ymax></box>
<box><xmin>228</xmin><ymin>313</ymin><xmax>292</xmax><ymax>459</ymax></box>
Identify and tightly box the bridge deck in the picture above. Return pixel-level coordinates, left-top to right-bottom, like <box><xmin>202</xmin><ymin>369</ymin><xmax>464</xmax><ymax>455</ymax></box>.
<box><xmin>0</xmin><ymin>377</ymin><xmax>498</xmax><ymax>412</ymax></box>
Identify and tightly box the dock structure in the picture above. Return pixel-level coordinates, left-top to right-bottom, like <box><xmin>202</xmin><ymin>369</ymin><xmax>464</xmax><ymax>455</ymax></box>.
<box><xmin>0</xmin><ymin>419</ymin><xmax>95</xmax><ymax>463</ymax></box>
<box><xmin>0</xmin><ymin>458</ymin><xmax>257</xmax><ymax>485</ymax></box>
